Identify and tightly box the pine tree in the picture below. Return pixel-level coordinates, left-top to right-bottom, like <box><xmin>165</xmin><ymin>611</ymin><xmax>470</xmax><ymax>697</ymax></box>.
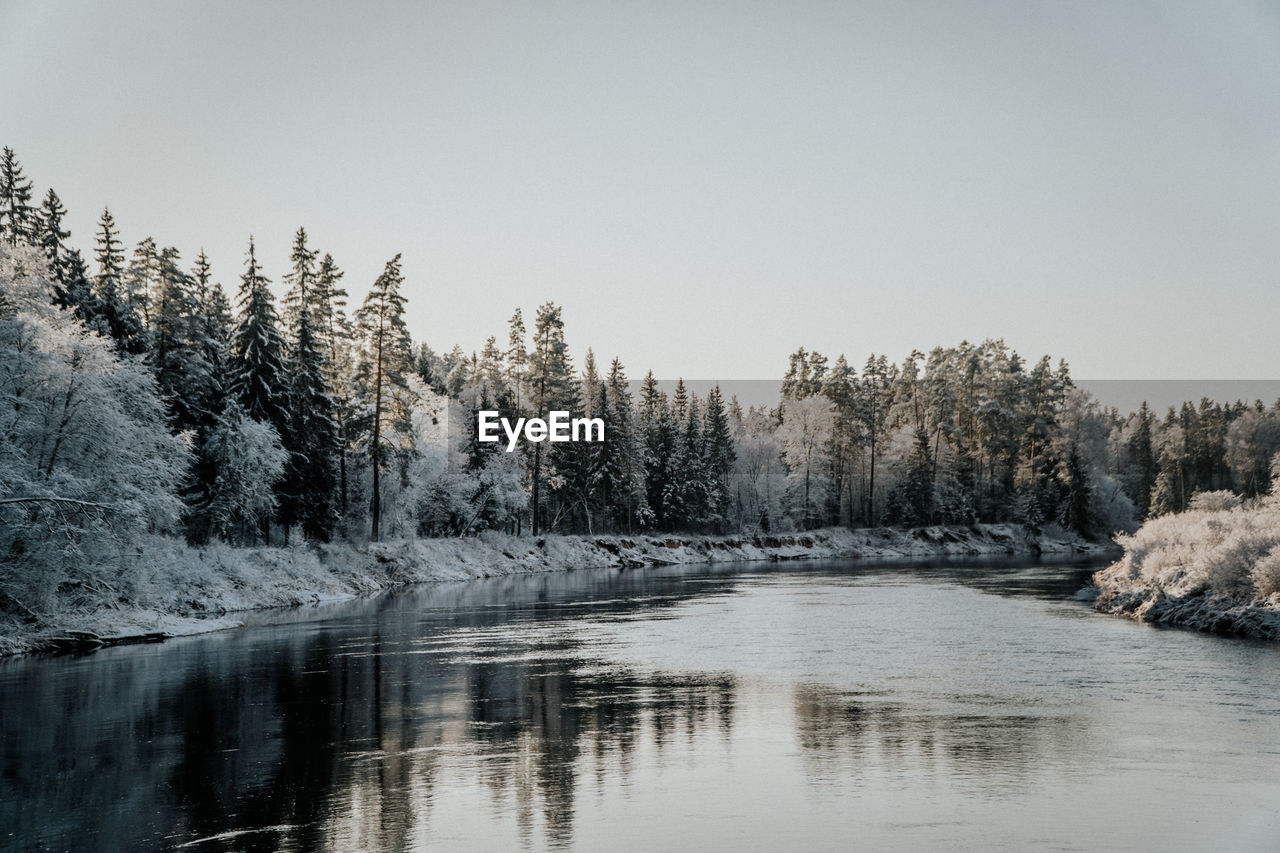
<box><xmin>703</xmin><ymin>385</ymin><xmax>736</xmax><ymax>531</ymax></box>
<box><xmin>54</xmin><ymin>248</ymin><xmax>103</xmax><ymax>329</ymax></box>
<box><xmin>478</xmin><ymin>335</ymin><xmax>505</xmax><ymax>396</ymax></box>
<box><xmin>606</xmin><ymin>357</ymin><xmax>649</xmax><ymax>531</ymax></box>
<box><xmin>526</xmin><ymin>302</ymin><xmax>575</xmax><ymax>535</ymax></box>
<box><xmin>581</xmin><ymin>348</ymin><xmax>600</xmax><ymax>416</ymax></box>
<box><xmin>34</xmin><ymin>188</ymin><xmax>70</xmax><ymax>281</ymax></box>
<box><xmin>190</xmin><ymin>251</ymin><xmax>234</xmax><ymax>406</ymax></box>
<box><xmin>152</xmin><ymin>246</ymin><xmax>217</xmax><ymax>432</ymax></box>
<box><xmin>1125</xmin><ymin>401</ymin><xmax>1156</xmax><ymax>519</ymax></box>
<box><xmin>312</xmin><ymin>252</ymin><xmax>356</xmax><ymax>524</ymax></box>
<box><xmin>672</xmin><ymin>393</ymin><xmax>707</xmax><ymax>528</ymax></box>
<box><xmin>93</xmin><ymin>208</ymin><xmax>147</xmax><ymax>354</ymax></box>
<box><xmin>1062</xmin><ymin>443</ymin><xmax>1093</xmax><ymax>536</ymax></box>
<box><xmin>124</xmin><ymin>236</ymin><xmax>160</xmax><ymax>326</ymax></box>
<box><xmin>0</xmin><ymin>147</ymin><xmax>35</xmax><ymax>246</ymax></box>
<box><xmin>355</xmin><ymin>254</ymin><xmax>413</xmax><ymax>541</ymax></box>
<box><xmin>901</xmin><ymin>426</ymin><xmax>935</xmax><ymax>525</ymax></box>
<box><xmin>640</xmin><ymin>372</ymin><xmax>676</xmax><ymax>528</ymax></box>
<box><xmin>229</xmin><ymin>238</ymin><xmax>289</xmax><ymax>433</ymax></box>
<box><xmin>506</xmin><ymin>308</ymin><xmax>528</xmax><ymax>411</ymax></box>
<box><xmin>281</xmin><ymin>227</ymin><xmax>317</xmax><ymax>335</ymax></box>
<box><xmin>278</xmin><ymin>228</ymin><xmax>339</xmax><ymax>541</ymax></box>
<box><xmin>282</xmin><ymin>308</ymin><xmax>340</xmax><ymax>540</ymax></box>
<box><xmin>859</xmin><ymin>354</ymin><xmax>895</xmax><ymax>523</ymax></box>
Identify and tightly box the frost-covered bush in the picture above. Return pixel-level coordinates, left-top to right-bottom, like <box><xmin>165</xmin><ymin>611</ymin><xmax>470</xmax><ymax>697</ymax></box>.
<box><xmin>0</xmin><ymin>245</ymin><xmax>190</xmax><ymax>617</ymax></box>
<box><xmin>1097</xmin><ymin>502</ymin><xmax>1280</xmax><ymax>601</ymax></box>
<box><xmin>1250</xmin><ymin>547</ymin><xmax>1280</xmax><ymax>599</ymax></box>
<box><xmin>1188</xmin><ymin>490</ymin><xmax>1242</xmax><ymax>512</ymax></box>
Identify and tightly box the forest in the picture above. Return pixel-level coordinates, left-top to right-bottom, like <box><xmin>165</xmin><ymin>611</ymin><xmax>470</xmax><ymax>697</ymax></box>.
<box><xmin>4</xmin><ymin>144</ymin><xmax>1280</xmax><ymax>617</ymax></box>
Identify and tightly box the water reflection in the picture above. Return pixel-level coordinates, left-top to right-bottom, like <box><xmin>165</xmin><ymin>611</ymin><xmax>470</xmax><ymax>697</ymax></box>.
<box><xmin>6</xmin><ymin>555</ymin><xmax>1277</xmax><ymax>852</ymax></box>
<box><xmin>1</xmin><ymin>564</ymin><xmax>751</xmax><ymax>852</ymax></box>
<box><xmin>792</xmin><ymin>685</ymin><xmax>1087</xmax><ymax>796</ymax></box>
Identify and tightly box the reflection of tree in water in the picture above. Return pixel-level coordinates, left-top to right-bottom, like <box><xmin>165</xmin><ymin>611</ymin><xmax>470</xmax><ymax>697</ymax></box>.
<box><xmin>466</xmin><ymin>655</ymin><xmax>735</xmax><ymax>850</ymax></box>
<box><xmin>0</xmin><ymin>564</ymin><xmax>743</xmax><ymax>852</ymax></box>
<box><xmin>792</xmin><ymin>684</ymin><xmax>1089</xmax><ymax>795</ymax></box>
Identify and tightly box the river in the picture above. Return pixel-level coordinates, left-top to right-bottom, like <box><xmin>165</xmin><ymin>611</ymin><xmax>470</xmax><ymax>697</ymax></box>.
<box><xmin>3</xmin><ymin>557</ymin><xmax>1280</xmax><ymax>852</ymax></box>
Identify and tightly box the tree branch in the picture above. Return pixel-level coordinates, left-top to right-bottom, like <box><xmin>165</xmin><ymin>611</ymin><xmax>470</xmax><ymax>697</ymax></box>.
<box><xmin>0</xmin><ymin>496</ymin><xmax>114</xmax><ymax>509</ymax></box>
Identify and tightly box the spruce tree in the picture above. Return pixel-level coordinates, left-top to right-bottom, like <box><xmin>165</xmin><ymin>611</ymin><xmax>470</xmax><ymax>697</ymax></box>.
<box><xmin>640</xmin><ymin>372</ymin><xmax>676</xmax><ymax>528</ymax></box>
<box><xmin>229</xmin><ymin>238</ymin><xmax>289</xmax><ymax>434</ymax></box>
<box><xmin>55</xmin><ymin>248</ymin><xmax>103</xmax><ymax>328</ymax></box>
<box><xmin>606</xmin><ymin>357</ymin><xmax>649</xmax><ymax>531</ymax></box>
<box><xmin>152</xmin><ymin>246</ymin><xmax>217</xmax><ymax>432</ymax></box>
<box><xmin>505</xmin><ymin>308</ymin><xmax>528</xmax><ymax>411</ymax></box>
<box><xmin>0</xmin><ymin>147</ymin><xmax>35</xmax><ymax>246</ymax></box>
<box><xmin>124</xmin><ymin>236</ymin><xmax>159</xmax><ymax>326</ymax></box>
<box><xmin>279</xmin><ymin>227</ymin><xmax>340</xmax><ymax>541</ymax></box>
<box><xmin>703</xmin><ymin>385</ymin><xmax>737</xmax><ymax>532</ymax></box>
<box><xmin>93</xmin><ymin>207</ymin><xmax>148</xmax><ymax>354</ymax></box>
<box><xmin>34</xmin><ymin>188</ymin><xmax>70</xmax><ymax>281</ymax></box>
<box><xmin>282</xmin><ymin>307</ymin><xmax>340</xmax><ymax>540</ymax></box>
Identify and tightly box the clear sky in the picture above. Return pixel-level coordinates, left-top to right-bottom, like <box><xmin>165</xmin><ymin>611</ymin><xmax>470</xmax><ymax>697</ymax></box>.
<box><xmin>3</xmin><ymin>0</ymin><xmax>1279</xmax><ymax>380</ymax></box>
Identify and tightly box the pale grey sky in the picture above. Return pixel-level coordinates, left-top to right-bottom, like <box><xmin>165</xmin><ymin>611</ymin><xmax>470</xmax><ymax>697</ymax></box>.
<box><xmin>3</xmin><ymin>0</ymin><xmax>1279</xmax><ymax>380</ymax></box>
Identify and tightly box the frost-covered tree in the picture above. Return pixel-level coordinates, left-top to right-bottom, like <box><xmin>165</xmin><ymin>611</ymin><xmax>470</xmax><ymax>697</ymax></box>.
<box><xmin>0</xmin><ymin>244</ymin><xmax>189</xmax><ymax>615</ymax></box>
<box><xmin>779</xmin><ymin>394</ymin><xmax>835</xmax><ymax>529</ymax></box>
<box><xmin>187</xmin><ymin>401</ymin><xmax>286</xmax><ymax>544</ymax></box>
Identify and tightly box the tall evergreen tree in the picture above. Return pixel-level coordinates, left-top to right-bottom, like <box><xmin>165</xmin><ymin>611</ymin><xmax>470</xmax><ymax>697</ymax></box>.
<box><xmin>93</xmin><ymin>207</ymin><xmax>147</xmax><ymax>354</ymax></box>
<box><xmin>506</xmin><ymin>308</ymin><xmax>528</xmax><ymax>411</ymax></box>
<box><xmin>703</xmin><ymin>385</ymin><xmax>737</xmax><ymax>531</ymax></box>
<box><xmin>606</xmin><ymin>357</ymin><xmax>649</xmax><ymax>531</ymax></box>
<box><xmin>229</xmin><ymin>238</ymin><xmax>289</xmax><ymax>432</ymax></box>
<box><xmin>278</xmin><ymin>227</ymin><xmax>339</xmax><ymax>541</ymax></box>
<box><xmin>526</xmin><ymin>302</ymin><xmax>575</xmax><ymax>535</ymax></box>
<box><xmin>124</xmin><ymin>236</ymin><xmax>159</xmax><ymax>326</ymax></box>
<box><xmin>34</xmin><ymin>188</ymin><xmax>70</xmax><ymax>281</ymax></box>
<box><xmin>640</xmin><ymin>372</ymin><xmax>676</xmax><ymax>528</ymax></box>
<box><xmin>152</xmin><ymin>246</ymin><xmax>217</xmax><ymax>432</ymax></box>
<box><xmin>355</xmin><ymin>254</ymin><xmax>412</xmax><ymax>541</ymax></box>
<box><xmin>0</xmin><ymin>147</ymin><xmax>35</xmax><ymax>246</ymax></box>
<box><xmin>54</xmin><ymin>248</ymin><xmax>102</xmax><ymax>328</ymax></box>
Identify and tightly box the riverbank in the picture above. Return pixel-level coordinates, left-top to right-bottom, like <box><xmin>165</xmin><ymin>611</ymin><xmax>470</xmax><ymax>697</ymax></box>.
<box><xmin>1091</xmin><ymin>502</ymin><xmax>1280</xmax><ymax>639</ymax></box>
<box><xmin>0</xmin><ymin>523</ymin><xmax>1113</xmax><ymax>656</ymax></box>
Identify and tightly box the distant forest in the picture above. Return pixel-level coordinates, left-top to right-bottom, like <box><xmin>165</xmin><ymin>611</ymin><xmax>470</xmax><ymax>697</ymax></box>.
<box><xmin>3</xmin><ymin>144</ymin><xmax>1279</xmax><ymax>568</ymax></box>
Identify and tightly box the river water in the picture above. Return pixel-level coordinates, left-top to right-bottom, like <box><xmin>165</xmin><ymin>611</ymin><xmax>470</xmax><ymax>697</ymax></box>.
<box><xmin>3</xmin><ymin>557</ymin><xmax>1280</xmax><ymax>852</ymax></box>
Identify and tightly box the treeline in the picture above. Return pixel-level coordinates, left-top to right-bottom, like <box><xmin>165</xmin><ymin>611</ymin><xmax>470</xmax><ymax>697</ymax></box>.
<box><xmin>4</xmin><ymin>144</ymin><xmax>1280</xmax><ymax>564</ymax></box>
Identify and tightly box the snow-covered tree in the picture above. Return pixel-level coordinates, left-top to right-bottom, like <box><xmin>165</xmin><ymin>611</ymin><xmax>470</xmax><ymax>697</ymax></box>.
<box><xmin>229</xmin><ymin>237</ymin><xmax>289</xmax><ymax>432</ymax></box>
<box><xmin>0</xmin><ymin>244</ymin><xmax>189</xmax><ymax>615</ymax></box>
<box><xmin>187</xmin><ymin>401</ymin><xmax>286</xmax><ymax>544</ymax></box>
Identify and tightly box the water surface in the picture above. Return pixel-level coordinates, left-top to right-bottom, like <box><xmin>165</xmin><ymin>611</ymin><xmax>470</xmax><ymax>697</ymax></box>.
<box><xmin>3</xmin><ymin>557</ymin><xmax>1280</xmax><ymax>851</ymax></box>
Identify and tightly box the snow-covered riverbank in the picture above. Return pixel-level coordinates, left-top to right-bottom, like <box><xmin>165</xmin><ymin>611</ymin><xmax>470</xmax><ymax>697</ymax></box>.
<box><xmin>1</xmin><ymin>524</ymin><xmax>1112</xmax><ymax>656</ymax></box>
<box><xmin>1092</xmin><ymin>501</ymin><xmax>1280</xmax><ymax>639</ymax></box>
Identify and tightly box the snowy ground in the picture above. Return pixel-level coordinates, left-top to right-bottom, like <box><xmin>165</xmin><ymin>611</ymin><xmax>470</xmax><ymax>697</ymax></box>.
<box><xmin>1</xmin><ymin>524</ymin><xmax>1113</xmax><ymax>656</ymax></box>
<box><xmin>1092</xmin><ymin>503</ymin><xmax>1280</xmax><ymax>639</ymax></box>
